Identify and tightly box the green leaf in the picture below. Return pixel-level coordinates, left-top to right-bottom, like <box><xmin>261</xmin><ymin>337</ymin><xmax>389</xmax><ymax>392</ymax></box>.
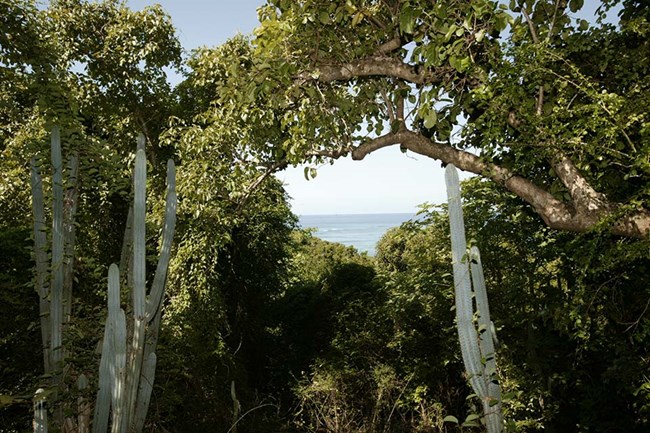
<box><xmin>319</xmin><ymin>11</ymin><xmax>330</xmax><ymax>25</ymax></box>
<box><xmin>351</xmin><ymin>12</ymin><xmax>364</xmax><ymax>26</ymax></box>
<box><xmin>443</xmin><ymin>415</ymin><xmax>459</xmax><ymax>424</ymax></box>
<box><xmin>423</xmin><ymin>110</ymin><xmax>438</xmax><ymax>129</ymax></box>
<box><xmin>400</xmin><ymin>6</ymin><xmax>416</xmax><ymax>34</ymax></box>
<box><xmin>569</xmin><ymin>0</ymin><xmax>584</xmax><ymax>13</ymax></box>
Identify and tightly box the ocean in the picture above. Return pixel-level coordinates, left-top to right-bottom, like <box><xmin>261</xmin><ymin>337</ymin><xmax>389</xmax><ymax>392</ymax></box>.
<box><xmin>298</xmin><ymin>213</ymin><xmax>415</xmax><ymax>256</ymax></box>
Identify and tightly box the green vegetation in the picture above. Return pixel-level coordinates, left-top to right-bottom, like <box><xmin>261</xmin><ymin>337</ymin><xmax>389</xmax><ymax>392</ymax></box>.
<box><xmin>1</xmin><ymin>0</ymin><xmax>649</xmax><ymax>432</ymax></box>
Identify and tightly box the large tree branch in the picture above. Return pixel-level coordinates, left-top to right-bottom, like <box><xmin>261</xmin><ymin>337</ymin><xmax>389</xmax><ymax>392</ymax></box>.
<box><xmin>552</xmin><ymin>154</ymin><xmax>610</xmax><ymax>214</ymax></box>
<box><xmin>341</xmin><ymin>130</ymin><xmax>649</xmax><ymax>238</ymax></box>
<box><xmin>309</xmin><ymin>56</ymin><xmax>450</xmax><ymax>85</ymax></box>
<box><xmin>378</xmin><ymin>36</ymin><xmax>403</xmax><ymax>54</ymax></box>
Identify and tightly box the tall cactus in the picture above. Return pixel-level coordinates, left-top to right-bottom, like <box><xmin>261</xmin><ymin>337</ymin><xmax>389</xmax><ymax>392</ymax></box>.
<box><xmin>30</xmin><ymin>127</ymin><xmax>80</xmax><ymax>426</ymax></box>
<box><xmin>445</xmin><ymin>164</ymin><xmax>502</xmax><ymax>433</ymax></box>
<box><xmin>92</xmin><ymin>134</ymin><xmax>177</xmax><ymax>433</ymax></box>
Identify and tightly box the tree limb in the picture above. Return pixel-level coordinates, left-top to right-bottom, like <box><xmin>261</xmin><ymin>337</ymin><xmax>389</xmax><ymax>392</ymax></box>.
<box><xmin>552</xmin><ymin>154</ymin><xmax>609</xmax><ymax>214</ymax></box>
<box><xmin>342</xmin><ymin>130</ymin><xmax>649</xmax><ymax>238</ymax></box>
<box><xmin>378</xmin><ymin>36</ymin><xmax>403</xmax><ymax>54</ymax></box>
<box><xmin>235</xmin><ymin>159</ymin><xmax>289</xmax><ymax>213</ymax></box>
<box><xmin>521</xmin><ymin>6</ymin><xmax>545</xmax><ymax>115</ymax></box>
<box><xmin>311</xmin><ymin>56</ymin><xmax>449</xmax><ymax>85</ymax></box>
<box><xmin>379</xmin><ymin>87</ymin><xmax>395</xmax><ymax>124</ymax></box>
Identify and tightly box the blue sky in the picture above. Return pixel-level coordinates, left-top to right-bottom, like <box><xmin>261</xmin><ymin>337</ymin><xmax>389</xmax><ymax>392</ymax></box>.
<box><xmin>126</xmin><ymin>0</ymin><xmax>609</xmax><ymax>216</ymax></box>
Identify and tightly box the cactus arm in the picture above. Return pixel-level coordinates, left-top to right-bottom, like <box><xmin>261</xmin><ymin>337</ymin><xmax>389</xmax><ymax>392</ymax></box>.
<box><xmin>78</xmin><ymin>374</ymin><xmax>90</xmax><ymax>433</ymax></box>
<box><xmin>119</xmin><ymin>206</ymin><xmax>134</xmax><ymax>295</ymax></box>
<box><xmin>50</xmin><ymin>127</ymin><xmax>64</xmax><ymax>374</ymax></box>
<box><xmin>112</xmin><ymin>308</ymin><xmax>128</xmax><ymax>433</ymax></box>
<box><xmin>469</xmin><ymin>246</ymin><xmax>502</xmax><ymax>432</ymax></box>
<box><xmin>146</xmin><ymin>159</ymin><xmax>176</xmax><ymax>321</ymax></box>
<box><xmin>469</xmin><ymin>247</ymin><xmax>497</xmax><ymax>366</ymax></box>
<box><xmin>106</xmin><ymin>264</ymin><xmax>127</xmax><ymax>433</ymax></box>
<box><xmin>34</xmin><ymin>388</ymin><xmax>48</xmax><ymax>433</ymax></box>
<box><xmin>445</xmin><ymin>164</ymin><xmax>487</xmax><ymax>398</ymax></box>
<box><xmin>125</xmin><ymin>148</ymin><xmax>147</xmax><ymax>429</ymax></box>
<box><xmin>63</xmin><ymin>154</ymin><xmax>79</xmax><ymax>326</ymax></box>
<box><xmin>30</xmin><ymin>157</ymin><xmax>51</xmax><ymax>374</ymax></box>
<box><xmin>132</xmin><ymin>148</ymin><xmax>146</xmax><ymax>324</ymax></box>
<box><xmin>92</xmin><ymin>319</ymin><xmax>112</xmax><ymax>433</ymax></box>
<box><xmin>132</xmin><ymin>352</ymin><xmax>156</xmax><ymax>433</ymax></box>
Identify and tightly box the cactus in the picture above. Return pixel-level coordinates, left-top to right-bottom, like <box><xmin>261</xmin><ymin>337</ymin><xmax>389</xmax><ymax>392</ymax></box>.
<box><xmin>33</xmin><ymin>388</ymin><xmax>47</xmax><ymax>433</ymax></box>
<box><xmin>30</xmin><ymin>157</ymin><xmax>50</xmax><ymax>373</ymax></box>
<box><xmin>30</xmin><ymin>129</ymin><xmax>174</xmax><ymax>432</ymax></box>
<box><xmin>63</xmin><ymin>154</ymin><xmax>79</xmax><ymax>326</ymax></box>
<box><xmin>92</xmin><ymin>134</ymin><xmax>177</xmax><ymax>433</ymax></box>
<box><xmin>30</xmin><ymin>128</ymin><xmax>80</xmax><ymax>433</ymax></box>
<box><xmin>50</xmin><ymin>127</ymin><xmax>64</xmax><ymax>376</ymax></box>
<box><xmin>445</xmin><ymin>164</ymin><xmax>502</xmax><ymax>433</ymax></box>
<box><xmin>31</xmin><ymin>127</ymin><xmax>80</xmax><ymax>378</ymax></box>
<box><xmin>92</xmin><ymin>310</ymin><xmax>112</xmax><ymax>433</ymax></box>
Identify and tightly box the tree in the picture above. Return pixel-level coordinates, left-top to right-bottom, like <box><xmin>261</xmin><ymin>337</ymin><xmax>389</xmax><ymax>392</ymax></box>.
<box><xmin>210</xmin><ymin>0</ymin><xmax>649</xmax><ymax>238</ymax></box>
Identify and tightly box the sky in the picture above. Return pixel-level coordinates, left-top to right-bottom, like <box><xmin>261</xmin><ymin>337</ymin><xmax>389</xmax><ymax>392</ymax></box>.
<box><xmin>126</xmin><ymin>0</ymin><xmax>609</xmax><ymax>216</ymax></box>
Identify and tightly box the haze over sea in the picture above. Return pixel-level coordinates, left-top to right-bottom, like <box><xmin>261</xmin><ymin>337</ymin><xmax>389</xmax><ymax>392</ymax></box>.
<box><xmin>298</xmin><ymin>213</ymin><xmax>415</xmax><ymax>256</ymax></box>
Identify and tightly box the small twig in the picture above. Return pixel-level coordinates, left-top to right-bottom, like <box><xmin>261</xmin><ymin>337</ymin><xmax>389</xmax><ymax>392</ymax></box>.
<box><xmin>624</xmin><ymin>297</ymin><xmax>650</xmax><ymax>333</ymax></box>
<box><xmin>586</xmin><ymin>276</ymin><xmax>618</xmax><ymax>314</ymax></box>
<box><xmin>521</xmin><ymin>7</ymin><xmax>540</xmax><ymax>43</ymax></box>
<box><xmin>225</xmin><ymin>403</ymin><xmax>276</xmax><ymax>433</ymax></box>
<box><xmin>547</xmin><ymin>0</ymin><xmax>561</xmax><ymax>40</ymax></box>
<box><xmin>396</xmin><ymin>94</ymin><xmax>405</xmax><ymax>128</ymax></box>
<box><xmin>235</xmin><ymin>159</ymin><xmax>288</xmax><ymax>213</ymax></box>
<box><xmin>520</xmin><ymin>5</ymin><xmax>544</xmax><ymax>115</ymax></box>
<box><xmin>380</xmin><ymin>86</ymin><xmax>396</xmax><ymax>124</ymax></box>
<box><xmin>382</xmin><ymin>373</ymin><xmax>414</xmax><ymax>433</ymax></box>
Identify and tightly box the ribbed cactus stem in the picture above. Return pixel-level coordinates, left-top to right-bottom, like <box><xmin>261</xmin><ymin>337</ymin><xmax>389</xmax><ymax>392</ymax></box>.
<box><xmin>78</xmin><ymin>374</ymin><xmax>90</xmax><ymax>433</ymax></box>
<box><xmin>445</xmin><ymin>164</ymin><xmax>487</xmax><ymax>398</ymax></box>
<box><xmin>125</xmin><ymin>146</ymin><xmax>147</xmax><ymax>428</ymax></box>
<box><xmin>30</xmin><ymin>157</ymin><xmax>50</xmax><ymax>373</ymax></box>
<box><xmin>92</xmin><ymin>321</ymin><xmax>112</xmax><ymax>433</ymax></box>
<box><xmin>470</xmin><ymin>246</ymin><xmax>502</xmax><ymax>432</ymax></box>
<box><xmin>107</xmin><ymin>264</ymin><xmax>127</xmax><ymax>433</ymax></box>
<box><xmin>133</xmin><ymin>146</ymin><xmax>146</xmax><ymax>319</ymax></box>
<box><xmin>146</xmin><ymin>159</ymin><xmax>176</xmax><ymax>320</ymax></box>
<box><xmin>63</xmin><ymin>154</ymin><xmax>79</xmax><ymax>325</ymax></box>
<box><xmin>132</xmin><ymin>352</ymin><xmax>157</xmax><ymax>433</ymax></box>
<box><xmin>33</xmin><ymin>388</ymin><xmax>47</xmax><ymax>433</ymax></box>
<box><xmin>445</xmin><ymin>164</ymin><xmax>502</xmax><ymax>433</ymax></box>
<box><xmin>50</xmin><ymin>126</ymin><xmax>64</xmax><ymax>374</ymax></box>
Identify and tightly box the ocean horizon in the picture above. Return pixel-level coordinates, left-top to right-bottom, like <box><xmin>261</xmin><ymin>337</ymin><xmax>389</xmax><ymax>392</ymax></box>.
<box><xmin>298</xmin><ymin>213</ymin><xmax>415</xmax><ymax>256</ymax></box>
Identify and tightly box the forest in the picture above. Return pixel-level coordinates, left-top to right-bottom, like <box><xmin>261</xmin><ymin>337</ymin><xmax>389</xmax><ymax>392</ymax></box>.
<box><xmin>0</xmin><ymin>0</ymin><xmax>649</xmax><ymax>432</ymax></box>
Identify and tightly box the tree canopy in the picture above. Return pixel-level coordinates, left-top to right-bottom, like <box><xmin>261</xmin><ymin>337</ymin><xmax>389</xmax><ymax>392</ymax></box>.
<box><xmin>196</xmin><ymin>0</ymin><xmax>650</xmax><ymax>238</ymax></box>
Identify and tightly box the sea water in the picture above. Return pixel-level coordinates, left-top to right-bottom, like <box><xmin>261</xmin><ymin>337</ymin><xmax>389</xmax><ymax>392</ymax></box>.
<box><xmin>298</xmin><ymin>213</ymin><xmax>414</xmax><ymax>256</ymax></box>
